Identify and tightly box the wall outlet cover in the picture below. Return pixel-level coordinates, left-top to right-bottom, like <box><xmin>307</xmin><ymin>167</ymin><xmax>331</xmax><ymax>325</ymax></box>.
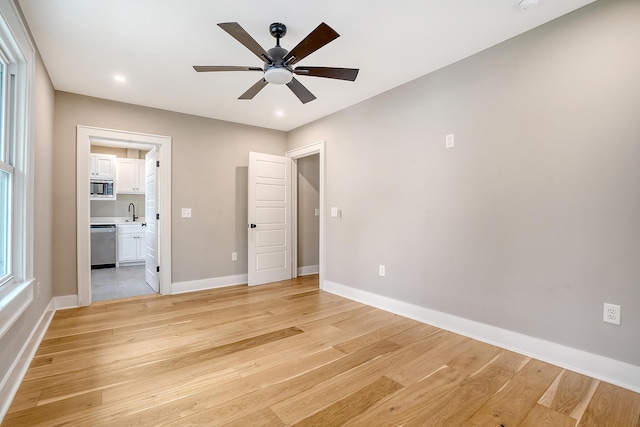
<box><xmin>603</xmin><ymin>303</ymin><xmax>621</xmax><ymax>325</ymax></box>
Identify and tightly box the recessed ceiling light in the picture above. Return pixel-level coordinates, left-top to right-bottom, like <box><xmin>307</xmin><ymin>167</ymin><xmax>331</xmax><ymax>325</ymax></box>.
<box><xmin>275</xmin><ymin>110</ymin><xmax>284</xmax><ymax>117</ymax></box>
<box><xmin>114</xmin><ymin>75</ymin><xmax>126</xmax><ymax>82</ymax></box>
<box><xmin>516</xmin><ymin>0</ymin><xmax>538</xmax><ymax>9</ymax></box>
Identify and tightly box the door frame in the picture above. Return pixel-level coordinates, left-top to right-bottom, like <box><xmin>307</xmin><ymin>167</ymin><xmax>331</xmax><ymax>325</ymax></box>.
<box><xmin>286</xmin><ymin>141</ymin><xmax>326</xmax><ymax>289</ymax></box>
<box><xmin>76</xmin><ymin>126</ymin><xmax>172</xmax><ymax>306</ymax></box>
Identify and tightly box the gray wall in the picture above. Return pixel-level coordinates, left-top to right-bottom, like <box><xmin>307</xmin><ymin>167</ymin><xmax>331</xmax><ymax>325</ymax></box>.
<box><xmin>288</xmin><ymin>0</ymin><xmax>640</xmax><ymax>366</ymax></box>
<box><xmin>0</xmin><ymin>51</ymin><xmax>55</xmax><ymax>391</ymax></box>
<box><xmin>297</xmin><ymin>154</ymin><xmax>320</xmax><ymax>269</ymax></box>
<box><xmin>54</xmin><ymin>92</ymin><xmax>287</xmax><ymax>294</ymax></box>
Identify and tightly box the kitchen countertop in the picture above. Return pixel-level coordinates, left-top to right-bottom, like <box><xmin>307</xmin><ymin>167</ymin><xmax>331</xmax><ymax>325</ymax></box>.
<box><xmin>91</xmin><ymin>216</ymin><xmax>146</xmax><ymax>225</ymax></box>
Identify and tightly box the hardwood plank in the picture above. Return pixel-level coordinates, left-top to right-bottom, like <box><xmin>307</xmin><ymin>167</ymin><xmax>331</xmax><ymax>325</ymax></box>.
<box><xmin>386</xmin><ymin>322</ymin><xmax>439</xmax><ymax>346</ymax></box>
<box><xmin>402</xmin><ymin>350</ymin><xmax>528</xmax><ymax>426</ymax></box>
<box><xmin>2</xmin><ymin>390</ymin><xmax>102</xmax><ymax>427</ymax></box>
<box><xmin>292</xmin><ymin>376</ymin><xmax>404</xmax><ymax>426</ymax></box>
<box><xmin>538</xmin><ymin>369</ymin><xmax>600</xmax><ymax>420</ymax></box>
<box><xmin>462</xmin><ymin>358</ymin><xmax>563</xmax><ymax>426</ymax></box>
<box><xmin>344</xmin><ymin>366</ymin><xmax>468</xmax><ymax>426</ymax></box>
<box><xmin>520</xmin><ymin>404</ymin><xmax>578</xmax><ymax>427</ymax></box>
<box><xmin>35</xmin><ymin>326</ymin><xmax>304</xmax><ymax>404</ymax></box>
<box><xmin>271</xmin><ymin>327</ymin><xmax>457</xmax><ymax>424</ymax></box>
<box><xmin>153</xmin><ymin>340</ymin><xmax>402</xmax><ymax>426</ymax></box>
<box><xmin>578</xmin><ymin>381</ymin><xmax>640</xmax><ymax>427</ymax></box>
<box><xmin>4</xmin><ymin>390</ymin><xmax>40</xmax><ymax>415</ymax></box>
<box><xmin>385</xmin><ymin>330</ymin><xmax>473</xmax><ymax>386</ymax></box>
<box><xmin>444</xmin><ymin>339</ymin><xmax>503</xmax><ymax>376</ymax></box>
<box><xmin>3</xmin><ymin>275</ymin><xmax>639</xmax><ymax>427</ymax></box>
<box><xmin>224</xmin><ymin>408</ymin><xmax>285</xmax><ymax>427</ymax></box>
<box><xmin>333</xmin><ymin>315</ymin><xmax>421</xmax><ymax>354</ymax></box>
<box><xmin>62</xmin><ymin>347</ymin><xmax>344</xmax><ymax>426</ymax></box>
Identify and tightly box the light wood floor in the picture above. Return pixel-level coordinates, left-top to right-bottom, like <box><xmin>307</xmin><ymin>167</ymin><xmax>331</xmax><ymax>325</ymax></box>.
<box><xmin>3</xmin><ymin>275</ymin><xmax>639</xmax><ymax>426</ymax></box>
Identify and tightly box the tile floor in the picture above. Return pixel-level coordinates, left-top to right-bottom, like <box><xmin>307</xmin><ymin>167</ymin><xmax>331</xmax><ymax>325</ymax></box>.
<box><xmin>91</xmin><ymin>265</ymin><xmax>156</xmax><ymax>302</ymax></box>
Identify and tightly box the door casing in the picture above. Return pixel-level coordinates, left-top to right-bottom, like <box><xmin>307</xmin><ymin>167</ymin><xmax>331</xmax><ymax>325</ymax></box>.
<box><xmin>76</xmin><ymin>126</ymin><xmax>172</xmax><ymax>306</ymax></box>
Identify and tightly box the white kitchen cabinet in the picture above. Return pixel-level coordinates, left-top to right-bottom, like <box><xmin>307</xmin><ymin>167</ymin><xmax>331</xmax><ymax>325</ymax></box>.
<box><xmin>90</xmin><ymin>153</ymin><xmax>117</xmax><ymax>179</ymax></box>
<box><xmin>116</xmin><ymin>158</ymin><xmax>146</xmax><ymax>194</ymax></box>
<box><xmin>117</xmin><ymin>224</ymin><xmax>145</xmax><ymax>263</ymax></box>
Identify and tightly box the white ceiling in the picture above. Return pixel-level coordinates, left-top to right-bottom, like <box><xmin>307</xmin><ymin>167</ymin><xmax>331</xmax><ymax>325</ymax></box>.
<box><xmin>19</xmin><ymin>0</ymin><xmax>595</xmax><ymax>132</ymax></box>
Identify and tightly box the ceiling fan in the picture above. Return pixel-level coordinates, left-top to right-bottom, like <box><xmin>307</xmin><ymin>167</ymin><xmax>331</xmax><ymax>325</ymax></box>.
<box><xmin>193</xmin><ymin>22</ymin><xmax>359</xmax><ymax>104</ymax></box>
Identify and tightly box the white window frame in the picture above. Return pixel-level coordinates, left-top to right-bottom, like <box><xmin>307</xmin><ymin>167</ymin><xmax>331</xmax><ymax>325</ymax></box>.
<box><xmin>0</xmin><ymin>0</ymin><xmax>35</xmax><ymax>339</ymax></box>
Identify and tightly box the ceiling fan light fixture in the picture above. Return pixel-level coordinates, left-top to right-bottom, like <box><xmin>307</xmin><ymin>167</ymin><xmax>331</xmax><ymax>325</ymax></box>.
<box><xmin>264</xmin><ymin>67</ymin><xmax>293</xmax><ymax>85</ymax></box>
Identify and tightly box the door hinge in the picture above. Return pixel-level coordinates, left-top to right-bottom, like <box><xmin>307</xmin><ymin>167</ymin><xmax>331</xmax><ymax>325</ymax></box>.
<box><xmin>157</xmin><ymin>266</ymin><xmax>160</xmax><ymax>272</ymax></box>
<box><xmin>156</xmin><ymin>160</ymin><xmax>160</xmax><ymax>167</ymax></box>
<box><xmin>156</xmin><ymin>213</ymin><xmax>160</xmax><ymax>220</ymax></box>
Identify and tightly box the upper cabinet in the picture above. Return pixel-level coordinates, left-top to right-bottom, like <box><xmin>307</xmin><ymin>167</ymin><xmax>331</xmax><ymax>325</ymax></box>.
<box><xmin>116</xmin><ymin>158</ymin><xmax>145</xmax><ymax>194</ymax></box>
<box><xmin>90</xmin><ymin>153</ymin><xmax>117</xmax><ymax>179</ymax></box>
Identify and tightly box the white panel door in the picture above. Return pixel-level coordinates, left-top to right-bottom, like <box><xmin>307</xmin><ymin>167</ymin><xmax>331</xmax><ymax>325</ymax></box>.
<box><xmin>248</xmin><ymin>152</ymin><xmax>292</xmax><ymax>286</ymax></box>
<box><xmin>145</xmin><ymin>148</ymin><xmax>158</xmax><ymax>291</ymax></box>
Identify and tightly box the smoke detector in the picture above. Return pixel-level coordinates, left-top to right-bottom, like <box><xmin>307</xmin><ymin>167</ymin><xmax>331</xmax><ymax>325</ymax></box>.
<box><xmin>517</xmin><ymin>0</ymin><xmax>539</xmax><ymax>9</ymax></box>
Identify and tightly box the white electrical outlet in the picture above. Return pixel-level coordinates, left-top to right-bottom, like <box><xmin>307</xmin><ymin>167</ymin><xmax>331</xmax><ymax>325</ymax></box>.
<box><xmin>181</xmin><ymin>208</ymin><xmax>192</xmax><ymax>218</ymax></box>
<box><xmin>231</xmin><ymin>252</ymin><xmax>237</xmax><ymax>261</ymax></box>
<box><xmin>36</xmin><ymin>282</ymin><xmax>41</xmax><ymax>299</ymax></box>
<box><xmin>379</xmin><ymin>265</ymin><xmax>385</xmax><ymax>277</ymax></box>
<box><xmin>603</xmin><ymin>303</ymin><xmax>621</xmax><ymax>325</ymax></box>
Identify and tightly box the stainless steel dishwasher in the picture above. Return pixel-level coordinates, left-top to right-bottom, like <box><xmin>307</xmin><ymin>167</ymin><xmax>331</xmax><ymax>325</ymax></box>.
<box><xmin>90</xmin><ymin>225</ymin><xmax>116</xmax><ymax>268</ymax></box>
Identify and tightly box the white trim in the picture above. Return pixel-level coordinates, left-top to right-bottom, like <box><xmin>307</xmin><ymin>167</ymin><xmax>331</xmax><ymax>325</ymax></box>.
<box><xmin>0</xmin><ymin>0</ymin><xmax>35</xmax><ymax>329</ymax></box>
<box><xmin>286</xmin><ymin>141</ymin><xmax>326</xmax><ymax>290</ymax></box>
<box><xmin>0</xmin><ymin>298</ymin><xmax>55</xmax><ymax>423</ymax></box>
<box><xmin>172</xmin><ymin>274</ymin><xmax>248</xmax><ymax>295</ymax></box>
<box><xmin>0</xmin><ymin>279</ymin><xmax>33</xmax><ymax>339</ymax></box>
<box><xmin>290</xmin><ymin>159</ymin><xmax>298</xmax><ymax>279</ymax></box>
<box><xmin>54</xmin><ymin>295</ymin><xmax>79</xmax><ymax>310</ymax></box>
<box><xmin>324</xmin><ymin>280</ymin><xmax>640</xmax><ymax>393</ymax></box>
<box><xmin>297</xmin><ymin>265</ymin><xmax>319</xmax><ymax>276</ymax></box>
<box><xmin>76</xmin><ymin>126</ymin><xmax>172</xmax><ymax>306</ymax></box>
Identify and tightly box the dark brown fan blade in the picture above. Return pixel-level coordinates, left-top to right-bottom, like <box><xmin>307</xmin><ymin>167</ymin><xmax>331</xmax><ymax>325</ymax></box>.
<box><xmin>193</xmin><ymin>66</ymin><xmax>263</xmax><ymax>72</ymax></box>
<box><xmin>283</xmin><ymin>22</ymin><xmax>339</xmax><ymax>66</ymax></box>
<box><xmin>293</xmin><ymin>66</ymin><xmax>359</xmax><ymax>81</ymax></box>
<box><xmin>286</xmin><ymin>77</ymin><xmax>316</xmax><ymax>104</ymax></box>
<box><xmin>239</xmin><ymin>79</ymin><xmax>268</xmax><ymax>100</ymax></box>
<box><xmin>218</xmin><ymin>22</ymin><xmax>272</xmax><ymax>63</ymax></box>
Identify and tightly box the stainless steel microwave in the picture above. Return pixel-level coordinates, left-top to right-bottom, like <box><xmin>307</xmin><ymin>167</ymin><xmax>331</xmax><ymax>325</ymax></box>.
<box><xmin>90</xmin><ymin>179</ymin><xmax>115</xmax><ymax>199</ymax></box>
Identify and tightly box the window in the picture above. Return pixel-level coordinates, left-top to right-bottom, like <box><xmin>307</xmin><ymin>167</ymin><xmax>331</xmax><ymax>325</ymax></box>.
<box><xmin>1</xmin><ymin>60</ymin><xmax>13</xmax><ymax>286</ymax></box>
<box><xmin>0</xmin><ymin>0</ymin><xmax>34</xmax><ymax>297</ymax></box>
<box><xmin>0</xmin><ymin>156</ymin><xmax>11</xmax><ymax>285</ymax></box>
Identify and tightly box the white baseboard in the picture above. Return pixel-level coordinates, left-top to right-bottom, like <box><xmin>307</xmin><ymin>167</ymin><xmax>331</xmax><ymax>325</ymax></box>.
<box><xmin>54</xmin><ymin>295</ymin><xmax>78</xmax><ymax>310</ymax></box>
<box><xmin>0</xmin><ymin>298</ymin><xmax>56</xmax><ymax>423</ymax></box>
<box><xmin>297</xmin><ymin>265</ymin><xmax>319</xmax><ymax>276</ymax></box>
<box><xmin>172</xmin><ymin>274</ymin><xmax>248</xmax><ymax>295</ymax></box>
<box><xmin>323</xmin><ymin>280</ymin><xmax>640</xmax><ymax>393</ymax></box>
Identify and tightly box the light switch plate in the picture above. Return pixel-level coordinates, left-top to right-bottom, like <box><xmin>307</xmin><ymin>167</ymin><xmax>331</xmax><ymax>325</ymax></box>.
<box><xmin>446</xmin><ymin>134</ymin><xmax>455</xmax><ymax>148</ymax></box>
<box><xmin>181</xmin><ymin>208</ymin><xmax>192</xmax><ymax>218</ymax></box>
<box><xmin>331</xmin><ymin>207</ymin><xmax>339</xmax><ymax>218</ymax></box>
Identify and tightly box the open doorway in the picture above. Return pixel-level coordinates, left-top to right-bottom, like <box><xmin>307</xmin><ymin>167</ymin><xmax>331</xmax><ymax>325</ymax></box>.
<box><xmin>77</xmin><ymin>126</ymin><xmax>172</xmax><ymax>306</ymax></box>
<box><xmin>287</xmin><ymin>141</ymin><xmax>326</xmax><ymax>288</ymax></box>
<box><xmin>296</xmin><ymin>154</ymin><xmax>320</xmax><ymax>277</ymax></box>
<box><xmin>89</xmin><ymin>144</ymin><xmax>156</xmax><ymax>301</ymax></box>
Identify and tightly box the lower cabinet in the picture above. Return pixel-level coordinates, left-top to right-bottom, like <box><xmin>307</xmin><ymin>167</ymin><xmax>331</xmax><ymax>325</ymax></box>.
<box><xmin>117</xmin><ymin>224</ymin><xmax>145</xmax><ymax>263</ymax></box>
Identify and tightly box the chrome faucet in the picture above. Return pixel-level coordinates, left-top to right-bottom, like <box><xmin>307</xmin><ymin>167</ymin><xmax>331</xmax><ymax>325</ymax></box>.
<box><xmin>128</xmin><ymin>203</ymin><xmax>138</xmax><ymax>222</ymax></box>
